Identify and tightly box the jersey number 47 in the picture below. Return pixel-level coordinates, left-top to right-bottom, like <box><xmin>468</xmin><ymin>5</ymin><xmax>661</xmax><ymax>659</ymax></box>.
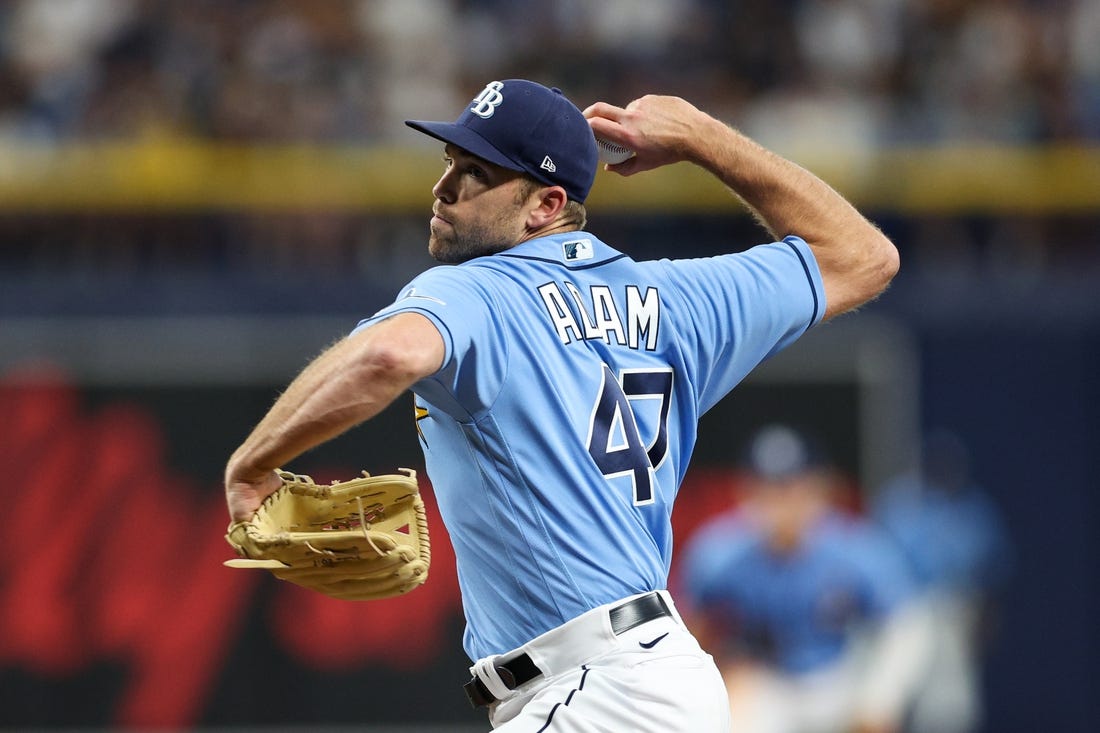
<box><xmin>586</xmin><ymin>364</ymin><xmax>673</xmax><ymax>506</ymax></box>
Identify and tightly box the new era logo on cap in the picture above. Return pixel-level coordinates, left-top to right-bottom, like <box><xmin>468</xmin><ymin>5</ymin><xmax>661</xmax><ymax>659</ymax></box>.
<box><xmin>405</xmin><ymin>79</ymin><xmax>599</xmax><ymax>202</ymax></box>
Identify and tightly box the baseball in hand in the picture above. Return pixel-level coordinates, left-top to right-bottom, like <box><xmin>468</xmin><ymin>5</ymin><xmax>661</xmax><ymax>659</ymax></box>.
<box><xmin>596</xmin><ymin>138</ymin><xmax>635</xmax><ymax>165</ymax></box>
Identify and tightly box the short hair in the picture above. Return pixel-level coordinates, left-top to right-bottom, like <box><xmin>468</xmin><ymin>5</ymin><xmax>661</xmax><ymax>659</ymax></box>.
<box><xmin>517</xmin><ymin>177</ymin><xmax>587</xmax><ymax>230</ymax></box>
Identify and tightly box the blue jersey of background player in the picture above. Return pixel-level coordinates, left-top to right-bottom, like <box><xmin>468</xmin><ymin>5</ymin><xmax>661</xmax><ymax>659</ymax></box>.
<box><xmin>224</xmin><ymin>79</ymin><xmax>899</xmax><ymax>731</ymax></box>
<box><xmin>872</xmin><ymin>429</ymin><xmax>1012</xmax><ymax>597</ymax></box>
<box><xmin>870</xmin><ymin>429</ymin><xmax>1012</xmax><ymax>733</ymax></box>
<box><xmin>684</xmin><ymin>515</ymin><xmax>918</xmax><ymax>676</ymax></box>
<box><xmin>679</xmin><ymin>425</ymin><xmax>932</xmax><ymax>733</ymax></box>
<box><xmin>680</xmin><ymin>426</ymin><xmax>918</xmax><ymax>676</ymax></box>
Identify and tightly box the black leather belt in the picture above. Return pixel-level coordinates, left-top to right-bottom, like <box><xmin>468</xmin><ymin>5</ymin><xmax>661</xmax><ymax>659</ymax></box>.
<box><xmin>463</xmin><ymin>592</ymin><xmax>672</xmax><ymax>708</ymax></box>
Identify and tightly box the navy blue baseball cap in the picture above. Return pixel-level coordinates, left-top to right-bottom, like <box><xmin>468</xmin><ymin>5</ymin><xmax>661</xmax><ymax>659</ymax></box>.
<box><xmin>741</xmin><ymin>425</ymin><xmax>828</xmax><ymax>481</ymax></box>
<box><xmin>406</xmin><ymin>79</ymin><xmax>599</xmax><ymax>203</ymax></box>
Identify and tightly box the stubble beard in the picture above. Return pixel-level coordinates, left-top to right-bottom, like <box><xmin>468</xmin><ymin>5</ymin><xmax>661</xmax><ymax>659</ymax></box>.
<box><xmin>428</xmin><ymin>213</ymin><xmax>517</xmax><ymax>264</ymax></box>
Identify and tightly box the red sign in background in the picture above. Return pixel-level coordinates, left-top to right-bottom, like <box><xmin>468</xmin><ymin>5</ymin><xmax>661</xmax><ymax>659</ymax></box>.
<box><xmin>0</xmin><ymin>367</ymin><xmax>766</xmax><ymax>729</ymax></box>
<box><xmin>0</xmin><ymin>369</ymin><xmax>470</xmax><ymax>728</ymax></box>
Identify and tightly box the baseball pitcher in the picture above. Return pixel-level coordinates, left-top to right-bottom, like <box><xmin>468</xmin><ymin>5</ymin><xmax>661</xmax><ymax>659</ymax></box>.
<box><xmin>224</xmin><ymin>79</ymin><xmax>899</xmax><ymax>731</ymax></box>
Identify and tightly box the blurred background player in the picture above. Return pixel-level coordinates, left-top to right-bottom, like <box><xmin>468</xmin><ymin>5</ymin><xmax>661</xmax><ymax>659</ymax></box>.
<box><xmin>680</xmin><ymin>424</ymin><xmax>934</xmax><ymax>733</ymax></box>
<box><xmin>872</xmin><ymin>428</ymin><xmax>1013</xmax><ymax>733</ymax></box>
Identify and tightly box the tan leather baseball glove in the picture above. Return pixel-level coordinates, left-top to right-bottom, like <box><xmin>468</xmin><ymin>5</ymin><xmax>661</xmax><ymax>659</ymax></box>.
<box><xmin>224</xmin><ymin>468</ymin><xmax>430</xmax><ymax>600</ymax></box>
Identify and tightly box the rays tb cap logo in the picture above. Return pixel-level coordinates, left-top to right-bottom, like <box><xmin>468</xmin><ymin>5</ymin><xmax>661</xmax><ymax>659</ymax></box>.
<box><xmin>406</xmin><ymin>79</ymin><xmax>599</xmax><ymax>203</ymax></box>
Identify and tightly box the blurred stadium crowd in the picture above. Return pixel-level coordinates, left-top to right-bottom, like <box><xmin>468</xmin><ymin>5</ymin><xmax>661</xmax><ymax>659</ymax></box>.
<box><xmin>0</xmin><ymin>0</ymin><xmax>1098</xmax><ymax>146</ymax></box>
<box><xmin>0</xmin><ymin>0</ymin><xmax>1098</xmax><ymax>318</ymax></box>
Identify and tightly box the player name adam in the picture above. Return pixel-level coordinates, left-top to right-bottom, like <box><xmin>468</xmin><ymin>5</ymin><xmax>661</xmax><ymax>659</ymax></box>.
<box><xmin>537</xmin><ymin>282</ymin><xmax>660</xmax><ymax>351</ymax></box>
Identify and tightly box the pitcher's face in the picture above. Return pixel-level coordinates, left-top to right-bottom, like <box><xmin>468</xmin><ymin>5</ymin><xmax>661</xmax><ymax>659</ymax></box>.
<box><xmin>428</xmin><ymin>145</ymin><xmax>532</xmax><ymax>263</ymax></box>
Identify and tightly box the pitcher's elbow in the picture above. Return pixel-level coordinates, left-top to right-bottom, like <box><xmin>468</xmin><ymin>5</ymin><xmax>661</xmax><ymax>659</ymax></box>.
<box><xmin>860</xmin><ymin>231</ymin><xmax>899</xmax><ymax>298</ymax></box>
<box><xmin>877</xmin><ymin>235</ymin><xmax>901</xmax><ymax>291</ymax></box>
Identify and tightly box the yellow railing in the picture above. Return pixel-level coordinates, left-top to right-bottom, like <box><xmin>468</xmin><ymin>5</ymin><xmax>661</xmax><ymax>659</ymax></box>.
<box><xmin>1</xmin><ymin>139</ymin><xmax>1098</xmax><ymax>213</ymax></box>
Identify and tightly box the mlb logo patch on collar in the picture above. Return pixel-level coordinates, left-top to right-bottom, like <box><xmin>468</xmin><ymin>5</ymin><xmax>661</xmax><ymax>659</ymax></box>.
<box><xmin>562</xmin><ymin>238</ymin><xmax>594</xmax><ymax>262</ymax></box>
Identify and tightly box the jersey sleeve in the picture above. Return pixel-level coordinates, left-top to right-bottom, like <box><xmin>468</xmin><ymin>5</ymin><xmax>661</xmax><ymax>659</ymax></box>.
<box><xmin>661</xmin><ymin>236</ymin><xmax>825</xmax><ymax>414</ymax></box>
<box><xmin>353</xmin><ymin>265</ymin><xmax>504</xmax><ymax>418</ymax></box>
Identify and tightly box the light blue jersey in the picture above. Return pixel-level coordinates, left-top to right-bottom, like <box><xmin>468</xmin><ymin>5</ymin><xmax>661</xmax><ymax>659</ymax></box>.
<box><xmin>681</xmin><ymin>510</ymin><xmax>916</xmax><ymax>675</ymax></box>
<box><xmin>358</xmin><ymin>231</ymin><xmax>825</xmax><ymax>660</ymax></box>
<box><xmin>872</xmin><ymin>475</ymin><xmax>1012</xmax><ymax>593</ymax></box>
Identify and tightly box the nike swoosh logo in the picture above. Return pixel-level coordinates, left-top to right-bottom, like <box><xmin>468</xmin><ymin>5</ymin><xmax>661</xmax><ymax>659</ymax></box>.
<box><xmin>639</xmin><ymin>632</ymin><xmax>669</xmax><ymax>649</ymax></box>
